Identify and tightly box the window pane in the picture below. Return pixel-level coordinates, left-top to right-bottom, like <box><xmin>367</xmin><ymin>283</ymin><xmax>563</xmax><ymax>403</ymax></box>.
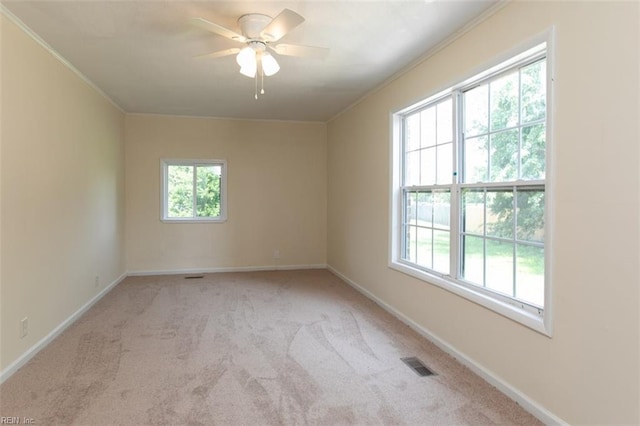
<box><xmin>196</xmin><ymin>165</ymin><xmax>221</xmax><ymax>217</ymax></box>
<box><xmin>421</xmin><ymin>107</ymin><xmax>436</xmax><ymax>148</ymax></box>
<box><xmin>521</xmin><ymin>59</ymin><xmax>546</xmax><ymax>124</ymax></box>
<box><xmin>406</xmin><ymin>114</ymin><xmax>421</xmax><ymax>151</ymax></box>
<box><xmin>436</xmin><ymin>143</ymin><xmax>452</xmax><ymax>185</ymax></box>
<box><xmin>462</xmin><ymin>235</ymin><xmax>484</xmax><ymax>285</ymax></box>
<box><xmin>490</xmin><ymin>71</ymin><xmax>519</xmax><ymax>131</ymax></box>
<box><xmin>464</xmin><ymin>85</ymin><xmax>488</xmax><ymax>137</ymax></box>
<box><xmin>167</xmin><ymin>165</ymin><xmax>194</xmax><ymax>218</ymax></box>
<box><xmin>405</xmin><ymin>225</ymin><xmax>417</xmax><ymax>263</ymax></box>
<box><xmin>515</xmin><ymin>244</ymin><xmax>544</xmax><ymax>307</ymax></box>
<box><xmin>433</xmin><ymin>192</ymin><xmax>450</xmax><ymax>230</ymax></box>
<box><xmin>404</xmin><ymin>191</ymin><xmax>417</xmax><ymax>225</ymax></box>
<box><xmin>420</xmin><ymin>147</ymin><xmax>436</xmax><ymax>186</ymax></box>
<box><xmin>433</xmin><ymin>230</ymin><xmax>450</xmax><ymax>274</ymax></box>
<box><xmin>416</xmin><ymin>227</ymin><xmax>433</xmax><ymax>269</ymax></box>
<box><xmin>516</xmin><ymin>189</ymin><xmax>545</xmax><ymax>242</ymax></box>
<box><xmin>486</xmin><ymin>190</ymin><xmax>514</xmax><ymax>239</ymax></box>
<box><xmin>437</xmin><ymin>98</ymin><xmax>453</xmax><ymax>144</ymax></box>
<box><xmin>405</xmin><ymin>151</ymin><xmax>420</xmax><ymax>186</ymax></box>
<box><xmin>486</xmin><ymin>239</ymin><xmax>514</xmax><ymax>296</ymax></box>
<box><xmin>416</xmin><ymin>191</ymin><xmax>432</xmax><ymax>227</ymax></box>
<box><xmin>489</xmin><ymin>129</ymin><xmax>518</xmax><ymax>182</ymax></box>
<box><xmin>463</xmin><ymin>135</ymin><xmax>488</xmax><ymax>183</ymax></box>
<box><xmin>521</xmin><ymin>124</ymin><xmax>545</xmax><ymax>180</ymax></box>
<box><xmin>462</xmin><ymin>190</ymin><xmax>484</xmax><ymax>235</ymax></box>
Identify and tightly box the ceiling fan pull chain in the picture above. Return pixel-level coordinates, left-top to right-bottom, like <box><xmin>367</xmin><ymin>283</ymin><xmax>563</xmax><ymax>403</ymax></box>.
<box><xmin>261</xmin><ymin>66</ymin><xmax>265</xmax><ymax>95</ymax></box>
<box><xmin>254</xmin><ymin>71</ymin><xmax>258</xmax><ymax>100</ymax></box>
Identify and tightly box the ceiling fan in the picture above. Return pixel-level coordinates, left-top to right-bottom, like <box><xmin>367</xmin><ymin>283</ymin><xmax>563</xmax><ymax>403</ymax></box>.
<box><xmin>192</xmin><ymin>9</ymin><xmax>329</xmax><ymax>98</ymax></box>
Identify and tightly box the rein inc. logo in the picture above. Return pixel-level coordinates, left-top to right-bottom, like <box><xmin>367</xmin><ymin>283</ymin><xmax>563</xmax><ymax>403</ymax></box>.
<box><xmin>0</xmin><ymin>418</ymin><xmax>34</xmax><ymax>425</ymax></box>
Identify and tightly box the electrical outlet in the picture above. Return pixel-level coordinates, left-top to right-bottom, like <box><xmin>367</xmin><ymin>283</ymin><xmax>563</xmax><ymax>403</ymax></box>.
<box><xmin>94</xmin><ymin>275</ymin><xmax>100</xmax><ymax>287</ymax></box>
<box><xmin>273</xmin><ymin>250</ymin><xmax>280</xmax><ymax>259</ymax></box>
<box><xmin>20</xmin><ymin>317</ymin><xmax>28</xmax><ymax>338</ymax></box>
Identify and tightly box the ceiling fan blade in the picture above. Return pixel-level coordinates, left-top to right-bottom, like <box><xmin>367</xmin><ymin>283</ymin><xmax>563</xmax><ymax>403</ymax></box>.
<box><xmin>195</xmin><ymin>48</ymin><xmax>241</xmax><ymax>59</ymax></box>
<box><xmin>261</xmin><ymin>9</ymin><xmax>304</xmax><ymax>42</ymax></box>
<box><xmin>271</xmin><ymin>43</ymin><xmax>329</xmax><ymax>59</ymax></box>
<box><xmin>190</xmin><ymin>18</ymin><xmax>246</xmax><ymax>43</ymax></box>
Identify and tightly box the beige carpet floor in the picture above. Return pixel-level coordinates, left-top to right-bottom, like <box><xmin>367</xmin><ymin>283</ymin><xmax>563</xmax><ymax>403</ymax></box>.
<box><xmin>0</xmin><ymin>270</ymin><xmax>541</xmax><ymax>425</ymax></box>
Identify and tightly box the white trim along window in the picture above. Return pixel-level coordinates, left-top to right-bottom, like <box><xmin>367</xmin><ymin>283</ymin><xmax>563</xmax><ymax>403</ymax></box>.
<box><xmin>161</xmin><ymin>159</ymin><xmax>227</xmax><ymax>223</ymax></box>
<box><xmin>390</xmin><ymin>39</ymin><xmax>552</xmax><ymax>335</ymax></box>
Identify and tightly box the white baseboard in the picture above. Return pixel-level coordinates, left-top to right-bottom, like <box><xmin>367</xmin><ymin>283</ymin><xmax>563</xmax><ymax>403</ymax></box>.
<box><xmin>327</xmin><ymin>265</ymin><xmax>567</xmax><ymax>426</ymax></box>
<box><xmin>0</xmin><ymin>272</ymin><xmax>127</xmax><ymax>384</ymax></box>
<box><xmin>127</xmin><ymin>264</ymin><xmax>327</xmax><ymax>276</ymax></box>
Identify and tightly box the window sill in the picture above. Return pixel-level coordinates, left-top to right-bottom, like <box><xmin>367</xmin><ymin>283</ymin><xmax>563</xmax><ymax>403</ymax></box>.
<box><xmin>389</xmin><ymin>260</ymin><xmax>552</xmax><ymax>337</ymax></box>
<box><xmin>161</xmin><ymin>217</ymin><xmax>227</xmax><ymax>224</ymax></box>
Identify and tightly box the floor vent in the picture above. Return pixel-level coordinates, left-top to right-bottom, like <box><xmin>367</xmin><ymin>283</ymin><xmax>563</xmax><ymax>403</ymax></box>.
<box><xmin>401</xmin><ymin>357</ymin><xmax>436</xmax><ymax>377</ymax></box>
<box><xmin>184</xmin><ymin>275</ymin><xmax>204</xmax><ymax>279</ymax></box>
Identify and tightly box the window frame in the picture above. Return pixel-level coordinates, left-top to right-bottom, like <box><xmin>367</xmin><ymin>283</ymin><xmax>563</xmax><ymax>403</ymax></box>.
<box><xmin>160</xmin><ymin>158</ymin><xmax>227</xmax><ymax>223</ymax></box>
<box><xmin>389</xmin><ymin>32</ymin><xmax>554</xmax><ymax>336</ymax></box>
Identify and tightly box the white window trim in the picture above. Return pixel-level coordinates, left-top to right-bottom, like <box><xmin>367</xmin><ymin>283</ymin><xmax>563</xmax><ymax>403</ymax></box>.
<box><xmin>389</xmin><ymin>29</ymin><xmax>554</xmax><ymax>336</ymax></box>
<box><xmin>161</xmin><ymin>158</ymin><xmax>228</xmax><ymax>223</ymax></box>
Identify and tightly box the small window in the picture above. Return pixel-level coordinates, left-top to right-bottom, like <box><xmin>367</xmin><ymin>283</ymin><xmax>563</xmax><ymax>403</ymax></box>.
<box><xmin>161</xmin><ymin>159</ymin><xmax>227</xmax><ymax>223</ymax></box>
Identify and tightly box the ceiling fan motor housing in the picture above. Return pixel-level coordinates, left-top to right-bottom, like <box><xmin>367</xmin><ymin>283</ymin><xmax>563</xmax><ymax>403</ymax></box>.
<box><xmin>238</xmin><ymin>14</ymin><xmax>272</xmax><ymax>40</ymax></box>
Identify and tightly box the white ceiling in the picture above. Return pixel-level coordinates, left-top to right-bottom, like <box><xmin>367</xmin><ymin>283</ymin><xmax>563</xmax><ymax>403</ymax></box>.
<box><xmin>2</xmin><ymin>1</ymin><xmax>498</xmax><ymax>122</ymax></box>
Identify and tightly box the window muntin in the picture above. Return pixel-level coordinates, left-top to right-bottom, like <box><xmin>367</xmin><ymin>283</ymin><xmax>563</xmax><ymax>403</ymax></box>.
<box><xmin>161</xmin><ymin>159</ymin><xmax>227</xmax><ymax>222</ymax></box>
<box><xmin>403</xmin><ymin>190</ymin><xmax>451</xmax><ymax>274</ymax></box>
<box><xmin>395</xmin><ymin>42</ymin><xmax>548</xmax><ymax>325</ymax></box>
<box><xmin>460</xmin><ymin>187</ymin><xmax>545</xmax><ymax>307</ymax></box>
<box><xmin>459</xmin><ymin>56</ymin><xmax>546</xmax><ymax>308</ymax></box>
<box><xmin>404</xmin><ymin>98</ymin><xmax>453</xmax><ymax>187</ymax></box>
<box><xmin>402</xmin><ymin>96</ymin><xmax>454</xmax><ymax>276</ymax></box>
<box><xmin>461</xmin><ymin>58</ymin><xmax>546</xmax><ymax>184</ymax></box>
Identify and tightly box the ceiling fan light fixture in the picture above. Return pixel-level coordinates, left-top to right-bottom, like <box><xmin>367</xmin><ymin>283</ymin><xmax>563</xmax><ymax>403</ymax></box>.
<box><xmin>261</xmin><ymin>53</ymin><xmax>280</xmax><ymax>76</ymax></box>
<box><xmin>239</xmin><ymin>63</ymin><xmax>257</xmax><ymax>78</ymax></box>
<box><xmin>236</xmin><ymin>46</ymin><xmax>256</xmax><ymax>68</ymax></box>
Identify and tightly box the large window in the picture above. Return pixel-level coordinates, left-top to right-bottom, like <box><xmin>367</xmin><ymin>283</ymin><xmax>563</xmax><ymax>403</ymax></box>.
<box><xmin>391</xmin><ymin>41</ymin><xmax>551</xmax><ymax>334</ymax></box>
<box><xmin>161</xmin><ymin>159</ymin><xmax>227</xmax><ymax>222</ymax></box>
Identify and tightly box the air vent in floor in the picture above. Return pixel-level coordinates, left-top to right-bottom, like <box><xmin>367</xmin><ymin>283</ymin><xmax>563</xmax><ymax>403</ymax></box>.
<box><xmin>184</xmin><ymin>275</ymin><xmax>204</xmax><ymax>279</ymax></box>
<box><xmin>401</xmin><ymin>356</ymin><xmax>436</xmax><ymax>377</ymax></box>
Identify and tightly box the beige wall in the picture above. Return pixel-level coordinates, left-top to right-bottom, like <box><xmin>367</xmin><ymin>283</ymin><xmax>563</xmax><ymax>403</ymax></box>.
<box><xmin>0</xmin><ymin>15</ymin><xmax>126</xmax><ymax>372</ymax></box>
<box><xmin>125</xmin><ymin>115</ymin><xmax>326</xmax><ymax>272</ymax></box>
<box><xmin>327</xmin><ymin>2</ymin><xmax>639</xmax><ymax>424</ymax></box>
